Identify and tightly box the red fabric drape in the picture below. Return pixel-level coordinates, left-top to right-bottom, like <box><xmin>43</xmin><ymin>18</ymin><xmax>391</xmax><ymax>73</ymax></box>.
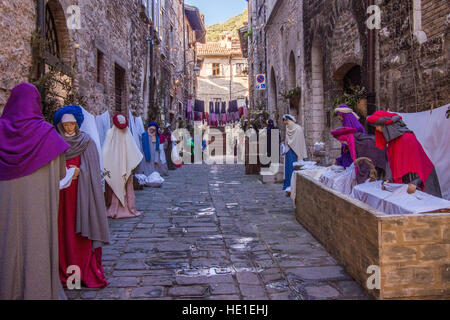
<box><xmin>387</xmin><ymin>132</ymin><xmax>434</xmax><ymax>190</ymax></box>
<box><xmin>58</xmin><ymin>156</ymin><xmax>109</xmax><ymax>288</ymax></box>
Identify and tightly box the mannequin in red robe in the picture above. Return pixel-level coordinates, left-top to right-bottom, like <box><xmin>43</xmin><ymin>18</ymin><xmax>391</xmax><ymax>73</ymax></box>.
<box><xmin>56</xmin><ymin>108</ymin><xmax>110</xmax><ymax>288</ymax></box>
<box><xmin>367</xmin><ymin>110</ymin><xmax>442</xmax><ymax>197</ymax></box>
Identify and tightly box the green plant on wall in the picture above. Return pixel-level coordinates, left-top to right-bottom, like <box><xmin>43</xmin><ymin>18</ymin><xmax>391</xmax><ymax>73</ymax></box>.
<box><xmin>332</xmin><ymin>85</ymin><xmax>367</xmax><ymax>114</ymax></box>
<box><xmin>244</xmin><ymin>27</ymin><xmax>253</xmax><ymax>39</ymax></box>
<box><xmin>280</xmin><ymin>87</ymin><xmax>301</xmax><ymax>101</ymax></box>
<box><xmin>29</xmin><ymin>30</ymin><xmax>86</xmax><ymax>123</ymax></box>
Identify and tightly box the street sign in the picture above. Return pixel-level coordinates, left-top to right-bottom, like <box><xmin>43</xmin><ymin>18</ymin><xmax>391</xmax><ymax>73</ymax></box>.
<box><xmin>255</xmin><ymin>74</ymin><xmax>266</xmax><ymax>90</ymax></box>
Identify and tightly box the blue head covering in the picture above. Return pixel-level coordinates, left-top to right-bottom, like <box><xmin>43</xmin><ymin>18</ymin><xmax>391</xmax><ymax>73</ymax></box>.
<box><xmin>142</xmin><ymin>121</ymin><xmax>160</xmax><ymax>162</ymax></box>
<box><xmin>283</xmin><ymin>114</ymin><xmax>295</xmax><ymax>122</ymax></box>
<box><xmin>53</xmin><ymin>105</ymin><xmax>84</xmax><ymax>128</ymax></box>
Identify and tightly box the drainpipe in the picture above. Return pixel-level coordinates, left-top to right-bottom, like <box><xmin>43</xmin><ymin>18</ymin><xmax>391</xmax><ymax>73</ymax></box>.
<box><xmin>367</xmin><ymin>0</ymin><xmax>376</xmax><ymax>133</ymax></box>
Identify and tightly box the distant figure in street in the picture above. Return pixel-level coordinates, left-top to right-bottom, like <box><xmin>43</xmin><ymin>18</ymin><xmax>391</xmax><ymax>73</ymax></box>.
<box><xmin>140</xmin><ymin>122</ymin><xmax>168</xmax><ymax>176</ymax></box>
<box><xmin>0</xmin><ymin>83</ymin><xmax>70</xmax><ymax>300</ymax></box>
<box><xmin>367</xmin><ymin>110</ymin><xmax>442</xmax><ymax>197</ymax></box>
<box><xmin>103</xmin><ymin>113</ymin><xmax>143</xmax><ymax>219</ymax></box>
<box><xmin>54</xmin><ymin>105</ymin><xmax>110</xmax><ymax>289</ymax></box>
<box><xmin>282</xmin><ymin>115</ymin><xmax>308</xmax><ymax>192</ymax></box>
<box><xmin>162</xmin><ymin>123</ymin><xmax>176</xmax><ymax>171</ymax></box>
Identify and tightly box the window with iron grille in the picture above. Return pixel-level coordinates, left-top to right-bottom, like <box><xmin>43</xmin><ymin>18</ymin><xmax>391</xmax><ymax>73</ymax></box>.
<box><xmin>45</xmin><ymin>4</ymin><xmax>60</xmax><ymax>59</ymax></box>
<box><xmin>115</xmin><ymin>63</ymin><xmax>126</xmax><ymax>112</ymax></box>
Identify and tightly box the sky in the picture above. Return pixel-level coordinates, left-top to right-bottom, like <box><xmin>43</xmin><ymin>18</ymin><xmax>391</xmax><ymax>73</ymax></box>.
<box><xmin>184</xmin><ymin>0</ymin><xmax>248</xmax><ymax>27</ymax></box>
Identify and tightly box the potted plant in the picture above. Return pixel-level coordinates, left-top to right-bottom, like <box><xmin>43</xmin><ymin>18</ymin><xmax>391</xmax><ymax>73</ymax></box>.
<box><xmin>281</xmin><ymin>87</ymin><xmax>301</xmax><ymax>108</ymax></box>
<box><xmin>333</xmin><ymin>85</ymin><xmax>367</xmax><ymax>118</ymax></box>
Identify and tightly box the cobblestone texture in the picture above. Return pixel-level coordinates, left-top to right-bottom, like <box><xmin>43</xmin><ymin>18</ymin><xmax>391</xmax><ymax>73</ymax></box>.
<box><xmin>65</xmin><ymin>164</ymin><xmax>372</xmax><ymax>300</ymax></box>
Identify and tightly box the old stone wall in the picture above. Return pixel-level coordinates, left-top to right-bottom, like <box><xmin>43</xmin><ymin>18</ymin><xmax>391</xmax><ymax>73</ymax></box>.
<box><xmin>302</xmin><ymin>0</ymin><xmax>367</xmax><ymax>162</ymax></box>
<box><xmin>0</xmin><ymin>0</ymin><xmax>192</xmax><ymax>125</ymax></box>
<box><xmin>378</xmin><ymin>0</ymin><xmax>449</xmax><ymax>113</ymax></box>
<box><xmin>0</xmin><ymin>0</ymin><xmax>36</xmax><ymax>114</ymax></box>
<box><xmin>380</xmin><ymin>214</ymin><xmax>450</xmax><ymax>299</ymax></box>
<box><xmin>265</xmin><ymin>0</ymin><xmax>303</xmax><ymax>139</ymax></box>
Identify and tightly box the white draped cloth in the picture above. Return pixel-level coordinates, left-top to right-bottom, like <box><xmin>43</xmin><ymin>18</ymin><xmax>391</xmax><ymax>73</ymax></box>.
<box><xmin>80</xmin><ymin>106</ymin><xmax>103</xmax><ymax>171</ymax></box>
<box><xmin>285</xmin><ymin>118</ymin><xmax>308</xmax><ymax>160</ymax></box>
<box><xmin>102</xmin><ymin>126</ymin><xmax>143</xmax><ymax>206</ymax></box>
<box><xmin>399</xmin><ymin>104</ymin><xmax>450</xmax><ymax>200</ymax></box>
<box><xmin>352</xmin><ymin>181</ymin><xmax>450</xmax><ymax>215</ymax></box>
<box><xmin>132</xmin><ymin>116</ymin><xmax>146</xmax><ymax>152</ymax></box>
<box><xmin>95</xmin><ymin>111</ymin><xmax>111</xmax><ymax>147</ymax></box>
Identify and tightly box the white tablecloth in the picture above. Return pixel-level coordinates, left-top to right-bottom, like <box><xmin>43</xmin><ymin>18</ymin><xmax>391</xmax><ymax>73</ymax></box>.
<box><xmin>352</xmin><ymin>181</ymin><xmax>450</xmax><ymax>215</ymax></box>
<box><xmin>319</xmin><ymin>165</ymin><xmax>357</xmax><ymax>196</ymax></box>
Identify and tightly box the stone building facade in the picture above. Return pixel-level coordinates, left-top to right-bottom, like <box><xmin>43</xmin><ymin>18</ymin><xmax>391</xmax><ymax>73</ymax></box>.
<box><xmin>196</xmin><ymin>32</ymin><xmax>249</xmax><ymax>105</ymax></box>
<box><xmin>0</xmin><ymin>0</ymin><xmax>205</xmax><ymax>127</ymax></box>
<box><xmin>246</xmin><ymin>0</ymin><xmax>449</xmax><ymax>162</ymax></box>
<box><xmin>245</xmin><ymin>0</ymin><xmax>269</xmax><ymax>113</ymax></box>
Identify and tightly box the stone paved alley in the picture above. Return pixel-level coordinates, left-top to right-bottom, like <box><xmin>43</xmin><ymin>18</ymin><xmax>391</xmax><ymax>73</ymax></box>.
<box><xmin>65</xmin><ymin>164</ymin><xmax>371</xmax><ymax>300</ymax></box>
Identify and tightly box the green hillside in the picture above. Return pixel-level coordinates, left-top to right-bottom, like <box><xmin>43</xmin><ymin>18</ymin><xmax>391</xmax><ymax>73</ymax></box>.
<box><xmin>206</xmin><ymin>9</ymin><xmax>248</xmax><ymax>42</ymax></box>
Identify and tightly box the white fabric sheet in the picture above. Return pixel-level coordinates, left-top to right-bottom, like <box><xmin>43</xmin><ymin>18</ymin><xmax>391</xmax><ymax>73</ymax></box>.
<box><xmin>80</xmin><ymin>107</ymin><xmax>103</xmax><ymax>172</ymax></box>
<box><xmin>95</xmin><ymin>111</ymin><xmax>111</xmax><ymax>148</ymax></box>
<box><xmin>102</xmin><ymin>126</ymin><xmax>143</xmax><ymax>206</ymax></box>
<box><xmin>290</xmin><ymin>168</ymin><xmax>328</xmax><ymax>204</ymax></box>
<box><xmin>399</xmin><ymin>104</ymin><xmax>450</xmax><ymax>200</ymax></box>
<box><xmin>352</xmin><ymin>181</ymin><xmax>450</xmax><ymax>215</ymax></box>
<box><xmin>319</xmin><ymin>164</ymin><xmax>356</xmax><ymax>195</ymax></box>
<box><xmin>133</xmin><ymin>117</ymin><xmax>146</xmax><ymax>152</ymax></box>
<box><xmin>59</xmin><ymin>167</ymin><xmax>76</xmax><ymax>190</ymax></box>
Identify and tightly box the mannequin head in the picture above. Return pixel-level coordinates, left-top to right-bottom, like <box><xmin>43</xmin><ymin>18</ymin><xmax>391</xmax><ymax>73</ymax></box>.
<box><xmin>62</xmin><ymin>122</ymin><xmax>77</xmax><ymax>136</ymax></box>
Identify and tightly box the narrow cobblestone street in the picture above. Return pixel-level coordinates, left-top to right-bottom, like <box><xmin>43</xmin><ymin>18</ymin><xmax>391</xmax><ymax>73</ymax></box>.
<box><xmin>65</xmin><ymin>164</ymin><xmax>371</xmax><ymax>300</ymax></box>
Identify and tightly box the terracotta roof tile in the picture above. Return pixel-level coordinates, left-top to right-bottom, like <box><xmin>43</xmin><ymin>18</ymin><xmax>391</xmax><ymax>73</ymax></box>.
<box><xmin>197</xmin><ymin>42</ymin><xmax>243</xmax><ymax>56</ymax></box>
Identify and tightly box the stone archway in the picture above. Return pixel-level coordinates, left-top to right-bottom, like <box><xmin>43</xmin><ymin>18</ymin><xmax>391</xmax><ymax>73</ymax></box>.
<box><xmin>288</xmin><ymin>51</ymin><xmax>299</xmax><ymax>120</ymax></box>
<box><xmin>311</xmin><ymin>39</ymin><xmax>325</xmax><ymax>144</ymax></box>
<box><xmin>269</xmin><ymin>66</ymin><xmax>278</xmax><ymax>121</ymax></box>
<box><xmin>45</xmin><ymin>0</ymin><xmax>72</xmax><ymax>68</ymax></box>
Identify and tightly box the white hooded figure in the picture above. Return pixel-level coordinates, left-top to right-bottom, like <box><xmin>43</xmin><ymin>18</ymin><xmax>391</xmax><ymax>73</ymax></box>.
<box><xmin>282</xmin><ymin>114</ymin><xmax>308</xmax><ymax>192</ymax></box>
<box><xmin>102</xmin><ymin>114</ymin><xmax>143</xmax><ymax>219</ymax></box>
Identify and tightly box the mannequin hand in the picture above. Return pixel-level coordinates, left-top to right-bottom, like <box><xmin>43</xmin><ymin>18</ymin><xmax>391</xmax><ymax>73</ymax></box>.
<box><xmin>69</xmin><ymin>165</ymin><xmax>80</xmax><ymax>180</ymax></box>
<box><xmin>407</xmin><ymin>183</ymin><xmax>417</xmax><ymax>194</ymax></box>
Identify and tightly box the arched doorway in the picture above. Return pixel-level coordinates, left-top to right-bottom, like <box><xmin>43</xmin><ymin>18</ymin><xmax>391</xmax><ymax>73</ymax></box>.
<box><xmin>269</xmin><ymin>66</ymin><xmax>278</xmax><ymax>121</ymax></box>
<box><xmin>343</xmin><ymin>65</ymin><xmax>361</xmax><ymax>93</ymax></box>
<box><xmin>288</xmin><ymin>51</ymin><xmax>299</xmax><ymax>119</ymax></box>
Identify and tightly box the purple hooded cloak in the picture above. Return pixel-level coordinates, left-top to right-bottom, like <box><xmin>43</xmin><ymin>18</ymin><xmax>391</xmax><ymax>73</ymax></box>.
<box><xmin>0</xmin><ymin>83</ymin><xmax>69</xmax><ymax>181</ymax></box>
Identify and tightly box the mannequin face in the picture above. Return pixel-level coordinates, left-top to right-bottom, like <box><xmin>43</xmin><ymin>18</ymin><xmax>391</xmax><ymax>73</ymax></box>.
<box><xmin>283</xmin><ymin>118</ymin><xmax>289</xmax><ymax>125</ymax></box>
<box><xmin>338</xmin><ymin>114</ymin><xmax>344</xmax><ymax>121</ymax></box>
<box><xmin>62</xmin><ymin>122</ymin><xmax>77</xmax><ymax>135</ymax></box>
<box><xmin>376</xmin><ymin>126</ymin><xmax>383</xmax><ymax>132</ymax></box>
<box><xmin>149</xmin><ymin>127</ymin><xmax>156</xmax><ymax>135</ymax></box>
